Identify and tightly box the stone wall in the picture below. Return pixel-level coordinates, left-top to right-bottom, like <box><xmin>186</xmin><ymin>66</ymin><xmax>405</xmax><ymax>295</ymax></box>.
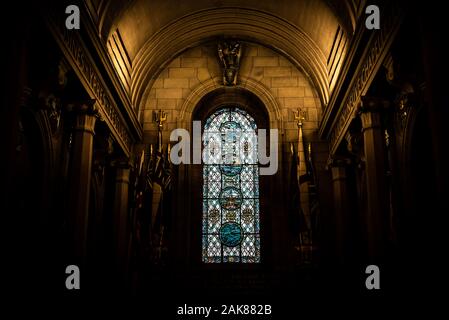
<box><xmin>141</xmin><ymin>42</ymin><xmax>322</xmax><ymax>145</ymax></box>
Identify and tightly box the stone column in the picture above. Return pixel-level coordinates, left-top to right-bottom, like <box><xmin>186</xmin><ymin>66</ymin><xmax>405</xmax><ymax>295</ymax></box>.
<box><xmin>112</xmin><ymin>158</ymin><xmax>131</xmax><ymax>279</ymax></box>
<box><xmin>328</xmin><ymin>157</ymin><xmax>351</xmax><ymax>264</ymax></box>
<box><xmin>359</xmin><ymin>96</ymin><xmax>389</xmax><ymax>261</ymax></box>
<box><xmin>67</xmin><ymin>100</ymin><xmax>97</xmax><ymax>264</ymax></box>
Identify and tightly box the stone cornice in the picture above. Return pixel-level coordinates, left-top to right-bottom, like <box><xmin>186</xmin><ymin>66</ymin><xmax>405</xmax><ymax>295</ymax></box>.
<box><xmin>320</xmin><ymin>2</ymin><xmax>403</xmax><ymax>156</ymax></box>
<box><xmin>45</xmin><ymin>10</ymin><xmax>136</xmax><ymax>157</ymax></box>
<box><xmin>319</xmin><ymin>14</ymin><xmax>367</xmax><ymax>139</ymax></box>
<box><xmin>81</xmin><ymin>2</ymin><xmax>143</xmax><ymax>142</ymax></box>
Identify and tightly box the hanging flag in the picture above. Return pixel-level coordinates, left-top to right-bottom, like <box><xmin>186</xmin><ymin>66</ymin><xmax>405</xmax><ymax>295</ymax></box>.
<box><xmin>306</xmin><ymin>142</ymin><xmax>320</xmax><ymax>237</ymax></box>
<box><xmin>288</xmin><ymin>143</ymin><xmax>308</xmax><ymax>234</ymax></box>
<box><xmin>292</xmin><ymin>109</ymin><xmax>314</xmax><ymax>263</ymax></box>
<box><xmin>297</xmin><ymin>119</ymin><xmax>310</xmax><ymax>218</ymax></box>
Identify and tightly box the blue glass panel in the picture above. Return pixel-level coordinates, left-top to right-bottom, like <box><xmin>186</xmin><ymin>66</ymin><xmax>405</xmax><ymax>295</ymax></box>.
<box><xmin>220</xmin><ymin>164</ymin><xmax>242</xmax><ymax>176</ymax></box>
<box><xmin>219</xmin><ymin>222</ymin><xmax>243</xmax><ymax>247</ymax></box>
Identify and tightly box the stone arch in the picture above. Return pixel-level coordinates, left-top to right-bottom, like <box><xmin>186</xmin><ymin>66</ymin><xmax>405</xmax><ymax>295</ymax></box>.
<box><xmin>132</xmin><ymin>8</ymin><xmax>329</xmax><ymax>112</ymax></box>
<box><xmin>173</xmin><ymin>79</ymin><xmax>278</xmax><ymax>267</ymax></box>
<box><xmin>178</xmin><ymin>77</ymin><xmax>283</xmax><ymax>131</ymax></box>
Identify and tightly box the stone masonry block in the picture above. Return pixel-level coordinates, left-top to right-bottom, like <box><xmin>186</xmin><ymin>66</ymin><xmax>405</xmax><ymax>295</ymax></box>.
<box><xmin>253</xmin><ymin>56</ymin><xmax>279</xmax><ymax>67</ymax></box>
<box><xmin>181</xmin><ymin>57</ymin><xmax>208</xmax><ymax>68</ymax></box>
<box><xmin>271</xmin><ymin>77</ymin><xmax>298</xmax><ymax>87</ymax></box>
<box><xmin>278</xmin><ymin>87</ymin><xmax>305</xmax><ymax>98</ymax></box>
<box><xmin>264</xmin><ymin>66</ymin><xmax>291</xmax><ymax>77</ymax></box>
<box><xmin>164</xmin><ymin>78</ymin><xmax>189</xmax><ymax>88</ymax></box>
<box><xmin>156</xmin><ymin>88</ymin><xmax>183</xmax><ymax>99</ymax></box>
<box><xmin>157</xmin><ymin>98</ymin><xmax>178</xmax><ymax>108</ymax></box>
<box><xmin>169</xmin><ymin>67</ymin><xmax>196</xmax><ymax>78</ymax></box>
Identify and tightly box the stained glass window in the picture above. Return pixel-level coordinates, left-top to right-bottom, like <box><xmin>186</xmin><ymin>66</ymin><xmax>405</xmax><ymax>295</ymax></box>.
<box><xmin>202</xmin><ymin>107</ymin><xmax>260</xmax><ymax>263</ymax></box>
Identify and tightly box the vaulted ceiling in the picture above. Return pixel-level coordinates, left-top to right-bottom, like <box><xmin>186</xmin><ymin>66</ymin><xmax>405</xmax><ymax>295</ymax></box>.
<box><xmin>85</xmin><ymin>0</ymin><xmax>365</xmax><ymax>110</ymax></box>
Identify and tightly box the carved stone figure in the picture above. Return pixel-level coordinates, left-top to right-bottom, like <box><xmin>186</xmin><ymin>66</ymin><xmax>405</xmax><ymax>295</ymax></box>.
<box><xmin>218</xmin><ymin>40</ymin><xmax>242</xmax><ymax>86</ymax></box>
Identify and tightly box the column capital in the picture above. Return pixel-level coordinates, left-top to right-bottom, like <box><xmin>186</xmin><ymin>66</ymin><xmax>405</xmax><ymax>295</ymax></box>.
<box><xmin>110</xmin><ymin>157</ymin><xmax>133</xmax><ymax>169</ymax></box>
<box><xmin>358</xmin><ymin>97</ymin><xmax>390</xmax><ymax>131</ymax></box>
<box><xmin>360</xmin><ymin>109</ymin><xmax>381</xmax><ymax>131</ymax></box>
<box><xmin>111</xmin><ymin>157</ymin><xmax>132</xmax><ymax>185</ymax></box>
<box><xmin>66</xmin><ymin>99</ymin><xmax>98</xmax><ymax>115</ymax></box>
<box><xmin>359</xmin><ymin>96</ymin><xmax>390</xmax><ymax>113</ymax></box>
<box><xmin>326</xmin><ymin>155</ymin><xmax>351</xmax><ymax>170</ymax></box>
<box><xmin>67</xmin><ymin>99</ymin><xmax>99</xmax><ymax>134</ymax></box>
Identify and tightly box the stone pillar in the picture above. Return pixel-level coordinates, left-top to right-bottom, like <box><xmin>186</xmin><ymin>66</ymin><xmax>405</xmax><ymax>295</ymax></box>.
<box><xmin>359</xmin><ymin>97</ymin><xmax>389</xmax><ymax>261</ymax></box>
<box><xmin>112</xmin><ymin>159</ymin><xmax>131</xmax><ymax>279</ymax></box>
<box><xmin>67</xmin><ymin>100</ymin><xmax>97</xmax><ymax>264</ymax></box>
<box><xmin>328</xmin><ymin>157</ymin><xmax>351</xmax><ymax>264</ymax></box>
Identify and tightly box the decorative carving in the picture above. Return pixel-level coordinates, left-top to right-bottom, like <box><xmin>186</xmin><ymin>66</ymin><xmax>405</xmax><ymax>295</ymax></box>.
<box><xmin>293</xmin><ymin>108</ymin><xmax>308</xmax><ymax>127</ymax></box>
<box><xmin>153</xmin><ymin>109</ymin><xmax>167</xmax><ymax>153</ymax></box>
<box><xmin>394</xmin><ymin>87</ymin><xmax>415</xmax><ymax>130</ymax></box>
<box><xmin>93</xmin><ymin>132</ymin><xmax>115</xmax><ymax>179</ymax></box>
<box><xmin>328</xmin><ymin>3</ymin><xmax>403</xmax><ymax>155</ymax></box>
<box><xmin>326</xmin><ymin>156</ymin><xmax>351</xmax><ymax>171</ymax></box>
<box><xmin>383</xmin><ymin>52</ymin><xmax>396</xmax><ymax>85</ymax></box>
<box><xmin>58</xmin><ymin>59</ymin><xmax>70</xmax><ymax>88</ymax></box>
<box><xmin>44</xmin><ymin>94</ymin><xmax>62</xmax><ymax>134</ymax></box>
<box><xmin>19</xmin><ymin>86</ymin><xmax>33</xmax><ymax>108</ymax></box>
<box><xmin>345</xmin><ymin>130</ymin><xmax>363</xmax><ymax>158</ymax></box>
<box><xmin>218</xmin><ymin>40</ymin><xmax>242</xmax><ymax>86</ymax></box>
<box><xmin>153</xmin><ymin>109</ymin><xmax>167</xmax><ymax>129</ymax></box>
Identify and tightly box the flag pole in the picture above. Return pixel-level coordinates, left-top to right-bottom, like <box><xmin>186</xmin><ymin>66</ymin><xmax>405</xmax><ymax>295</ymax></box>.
<box><xmin>293</xmin><ymin>108</ymin><xmax>310</xmax><ymax>261</ymax></box>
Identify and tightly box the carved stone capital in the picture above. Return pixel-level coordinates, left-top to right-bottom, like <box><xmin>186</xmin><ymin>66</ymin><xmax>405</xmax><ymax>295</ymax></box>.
<box><xmin>67</xmin><ymin>99</ymin><xmax>97</xmax><ymax>114</ymax></box>
<box><xmin>326</xmin><ymin>156</ymin><xmax>351</xmax><ymax>169</ymax></box>
<box><xmin>66</xmin><ymin>100</ymin><xmax>98</xmax><ymax>135</ymax></box>
<box><xmin>359</xmin><ymin>97</ymin><xmax>389</xmax><ymax>131</ymax></box>
<box><xmin>360</xmin><ymin>112</ymin><xmax>381</xmax><ymax>132</ymax></box>
<box><xmin>111</xmin><ymin>157</ymin><xmax>132</xmax><ymax>185</ymax></box>
<box><xmin>359</xmin><ymin>96</ymin><xmax>390</xmax><ymax>113</ymax></box>
<box><xmin>110</xmin><ymin>157</ymin><xmax>133</xmax><ymax>169</ymax></box>
<box><xmin>327</xmin><ymin>156</ymin><xmax>351</xmax><ymax>181</ymax></box>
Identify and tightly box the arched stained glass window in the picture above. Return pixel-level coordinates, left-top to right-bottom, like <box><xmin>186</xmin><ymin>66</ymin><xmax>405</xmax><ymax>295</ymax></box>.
<box><xmin>202</xmin><ymin>107</ymin><xmax>260</xmax><ymax>263</ymax></box>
